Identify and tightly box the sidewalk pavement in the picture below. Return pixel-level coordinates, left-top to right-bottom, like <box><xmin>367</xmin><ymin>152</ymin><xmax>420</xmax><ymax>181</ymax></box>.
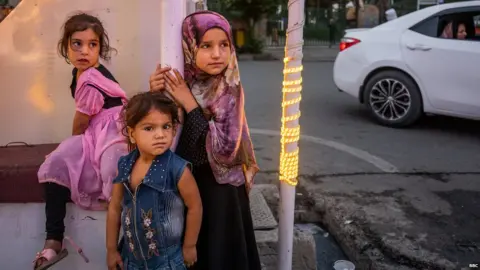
<box><xmin>255</xmin><ymin>172</ymin><xmax>480</xmax><ymax>270</ymax></box>
<box><xmin>250</xmin><ymin>134</ymin><xmax>480</xmax><ymax>270</ymax></box>
<box><xmin>237</xmin><ymin>46</ymin><xmax>339</xmax><ymax>62</ymax></box>
<box><xmin>303</xmin><ymin>173</ymin><xmax>480</xmax><ymax>270</ymax></box>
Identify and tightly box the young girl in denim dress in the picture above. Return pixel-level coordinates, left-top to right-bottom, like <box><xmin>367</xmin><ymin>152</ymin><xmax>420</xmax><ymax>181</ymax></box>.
<box><xmin>106</xmin><ymin>92</ymin><xmax>202</xmax><ymax>270</ymax></box>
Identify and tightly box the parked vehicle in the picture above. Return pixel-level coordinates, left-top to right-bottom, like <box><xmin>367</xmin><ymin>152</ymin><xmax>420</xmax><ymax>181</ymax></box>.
<box><xmin>334</xmin><ymin>1</ymin><xmax>480</xmax><ymax>127</ymax></box>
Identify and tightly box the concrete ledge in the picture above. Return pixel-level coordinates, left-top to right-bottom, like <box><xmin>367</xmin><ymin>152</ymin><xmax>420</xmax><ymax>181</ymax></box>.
<box><xmin>0</xmin><ymin>185</ymin><xmax>317</xmax><ymax>269</ymax></box>
<box><xmin>250</xmin><ymin>187</ymin><xmax>278</xmax><ymax>230</ymax></box>
<box><xmin>256</xmin><ymin>228</ymin><xmax>317</xmax><ymax>270</ymax></box>
<box><xmin>250</xmin><ymin>184</ymin><xmax>317</xmax><ymax>270</ymax></box>
<box><xmin>1</xmin><ymin>203</ymin><xmax>107</xmax><ymax>270</ymax></box>
<box><xmin>0</xmin><ymin>143</ymin><xmax>317</xmax><ymax>269</ymax></box>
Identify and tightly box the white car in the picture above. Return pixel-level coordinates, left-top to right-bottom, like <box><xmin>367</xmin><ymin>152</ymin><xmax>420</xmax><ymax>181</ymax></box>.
<box><xmin>333</xmin><ymin>1</ymin><xmax>480</xmax><ymax>127</ymax></box>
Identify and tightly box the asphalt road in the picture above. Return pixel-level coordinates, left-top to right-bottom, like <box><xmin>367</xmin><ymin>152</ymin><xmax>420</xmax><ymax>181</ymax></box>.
<box><xmin>239</xmin><ymin>61</ymin><xmax>480</xmax><ymax>175</ymax></box>
<box><xmin>239</xmin><ymin>61</ymin><xmax>480</xmax><ymax>269</ymax></box>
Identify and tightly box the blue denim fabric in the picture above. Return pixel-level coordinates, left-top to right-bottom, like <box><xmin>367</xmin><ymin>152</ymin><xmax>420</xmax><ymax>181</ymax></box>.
<box><xmin>121</xmin><ymin>245</ymin><xmax>186</xmax><ymax>270</ymax></box>
<box><xmin>113</xmin><ymin>149</ymin><xmax>190</xmax><ymax>270</ymax></box>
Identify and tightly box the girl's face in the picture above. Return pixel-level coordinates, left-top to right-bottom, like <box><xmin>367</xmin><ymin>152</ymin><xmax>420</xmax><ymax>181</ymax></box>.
<box><xmin>457</xmin><ymin>24</ymin><xmax>467</xmax><ymax>40</ymax></box>
<box><xmin>195</xmin><ymin>28</ymin><xmax>231</xmax><ymax>75</ymax></box>
<box><xmin>128</xmin><ymin>109</ymin><xmax>176</xmax><ymax>158</ymax></box>
<box><xmin>68</xmin><ymin>28</ymin><xmax>100</xmax><ymax>71</ymax></box>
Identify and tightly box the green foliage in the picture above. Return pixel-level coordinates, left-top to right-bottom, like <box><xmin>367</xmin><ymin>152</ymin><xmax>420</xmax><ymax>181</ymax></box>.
<box><xmin>212</xmin><ymin>0</ymin><xmax>284</xmax><ymax>54</ymax></box>
<box><xmin>220</xmin><ymin>0</ymin><xmax>283</xmax><ymax>23</ymax></box>
<box><xmin>237</xmin><ymin>36</ymin><xmax>264</xmax><ymax>54</ymax></box>
<box><xmin>304</xmin><ymin>24</ymin><xmax>330</xmax><ymax>40</ymax></box>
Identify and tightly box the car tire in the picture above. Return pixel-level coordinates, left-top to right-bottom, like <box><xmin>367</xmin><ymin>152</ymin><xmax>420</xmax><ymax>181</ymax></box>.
<box><xmin>363</xmin><ymin>70</ymin><xmax>422</xmax><ymax>128</ymax></box>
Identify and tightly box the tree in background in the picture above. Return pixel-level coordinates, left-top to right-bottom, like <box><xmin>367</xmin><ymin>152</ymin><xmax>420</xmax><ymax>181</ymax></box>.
<box><xmin>226</xmin><ymin>0</ymin><xmax>281</xmax><ymax>27</ymax></box>
<box><xmin>211</xmin><ymin>0</ymin><xmax>284</xmax><ymax>53</ymax></box>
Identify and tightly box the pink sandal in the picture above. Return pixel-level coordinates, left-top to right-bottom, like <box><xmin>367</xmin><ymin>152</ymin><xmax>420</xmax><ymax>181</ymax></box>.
<box><xmin>33</xmin><ymin>236</ymin><xmax>89</xmax><ymax>270</ymax></box>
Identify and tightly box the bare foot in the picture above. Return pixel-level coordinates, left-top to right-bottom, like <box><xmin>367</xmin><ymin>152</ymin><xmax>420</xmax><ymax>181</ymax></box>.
<box><xmin>34</xmin><ymin>240</ymin><xmax>62</xmax><ymax>268</ymax></box>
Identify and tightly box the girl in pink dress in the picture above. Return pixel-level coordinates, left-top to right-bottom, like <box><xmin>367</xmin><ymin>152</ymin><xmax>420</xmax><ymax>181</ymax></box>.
<box><xmin>33</xmin><ymin>13</ymin><xmax>128</xmax><ymax>270</ymax></box>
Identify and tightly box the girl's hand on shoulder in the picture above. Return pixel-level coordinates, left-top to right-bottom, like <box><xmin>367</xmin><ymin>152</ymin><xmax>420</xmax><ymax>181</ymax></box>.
<box><xmin>107</xmin><ymin>250</ymin><xmax>123</xmax><ymax>270</ymax></box>
<box><xmin>149</xmin><ymin>64</ymin><xmax>171</xmax><ymax>92</ymax></box>
<box><xmin>165</xmin><ymin>69</ymin><xmax>198</xmax><ymax>113</ymax></box>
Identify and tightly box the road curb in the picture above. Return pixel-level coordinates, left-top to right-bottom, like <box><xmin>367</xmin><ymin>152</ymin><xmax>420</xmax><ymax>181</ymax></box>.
<box><xmin>237</xmin><ymin>53</ymin><xmax>336</xmax><ymax>62</ymax></box>
<box><xmin>301</xmin><ymin>177</ymin><xmax>462</xmax><ymax>270</ymax></box>
<box><xmin>256</xmin><ymin>228</ymin><xmax>317</xmax><ymax>270</ymax></box>
<box><xmin>251</xmin><ymin>185</ymin><xmax>317</xmax><ymax>270</ymax></box>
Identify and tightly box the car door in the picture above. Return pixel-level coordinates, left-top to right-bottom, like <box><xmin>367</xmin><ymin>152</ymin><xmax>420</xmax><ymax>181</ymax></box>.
<box><xmin>400</xmin><ymin>7</ymin><xmax>480</xmax><ymax>117</ymax></box>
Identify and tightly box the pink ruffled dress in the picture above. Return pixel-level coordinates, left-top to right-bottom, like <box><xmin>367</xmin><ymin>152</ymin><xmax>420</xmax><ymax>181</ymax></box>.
<box><xmin>38</xmin><ymin>67</ymin><xmax>128</xmax><ymax>210</ymax></box>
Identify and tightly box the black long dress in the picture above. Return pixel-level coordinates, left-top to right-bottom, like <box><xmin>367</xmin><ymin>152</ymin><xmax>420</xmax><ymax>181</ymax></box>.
<box><xmin>176</xmin><ymin>107</ymin><xmax>262</xmax><ymax>270</ymax></box>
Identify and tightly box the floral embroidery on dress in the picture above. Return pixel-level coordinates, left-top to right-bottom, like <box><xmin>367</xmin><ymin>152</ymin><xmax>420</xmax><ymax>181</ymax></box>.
<box><xmin>124</xmin><ymin>207</ymin><xmax>137</xmax><ymax>258</ymax></box>
<box><xmin>141</xmin><ymin>208</ymin><xmax>159</xmax><ymax>258</ymax></box>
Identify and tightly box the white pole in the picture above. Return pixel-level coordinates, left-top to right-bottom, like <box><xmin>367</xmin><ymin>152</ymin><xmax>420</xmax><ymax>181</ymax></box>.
<box><xmin>137</xmin><ymin>0</ymin><xmax>162</xmax><ymax>92</ymax></box>
<box><xmin>160</xmin><ymin>0</ymin><xmax>187</xmax><ymax>150</ymax></box>
<box><xmin>277</xmin><ymin>0</ymin><xmax>305</xmax><ymax>269</ymax></box>
<box><xmin>187</xmin><ymin>0</ymin><xmax>196</xmax><ymax>14</ymax></box>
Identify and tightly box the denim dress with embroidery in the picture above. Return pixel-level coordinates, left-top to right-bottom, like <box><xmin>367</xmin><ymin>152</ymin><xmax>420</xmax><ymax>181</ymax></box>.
<box><xmin>113</xmin><ymin>149</ymin><xmax>190</xmax><ymax>270</ymax></box>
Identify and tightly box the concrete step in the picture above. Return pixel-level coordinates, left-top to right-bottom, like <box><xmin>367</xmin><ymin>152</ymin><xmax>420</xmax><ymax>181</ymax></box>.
<box><xmin>252</xmin><ymin>185</ymin><xmax>317</xmax><ymax>270</ymax></box>
<box><xmin>0</xmin><ymin>145</ymin><xmax>317</xmax><ymax>269</ymax></box>
<box><xmin>250</xmin><ymin>187</ymin><xmax>277</xmax><ymax>230</ymax></box>
<box><xmin>0</xmin><ymin>185</ymin><xmax>316</xmax><ymax>269</ymax></box>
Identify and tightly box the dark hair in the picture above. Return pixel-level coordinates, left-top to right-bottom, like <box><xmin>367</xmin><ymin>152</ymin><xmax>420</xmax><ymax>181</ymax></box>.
<box><xmin>57</xmin><ymin>12</ymin><xmax>116</xmax><ymax>63</ymax></box>
<box><xmin>122</xmin><ymin>92</ymin><xmax>180</xmax><ymax>151</ymax></box>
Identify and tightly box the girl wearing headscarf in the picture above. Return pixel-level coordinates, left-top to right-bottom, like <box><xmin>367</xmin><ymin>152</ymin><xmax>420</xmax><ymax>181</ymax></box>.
<box><xmin>149</xmin><ymin>10</ymin><xmax>261</xmax><ymax>270</ymax></box>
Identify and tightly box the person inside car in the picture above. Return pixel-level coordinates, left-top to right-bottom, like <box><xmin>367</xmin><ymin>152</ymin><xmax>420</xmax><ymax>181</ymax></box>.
<box><xmin>441</xmin><ymin>21</ymin><xmax>467</xmax><ymax>39</ymax></box>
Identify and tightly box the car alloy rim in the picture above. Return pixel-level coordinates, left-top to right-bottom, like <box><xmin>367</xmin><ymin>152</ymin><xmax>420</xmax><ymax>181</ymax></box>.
<box><xmin>369</xmin><ymin>79</ymin><xmax>411</xmax><ymax>121</ymax></box>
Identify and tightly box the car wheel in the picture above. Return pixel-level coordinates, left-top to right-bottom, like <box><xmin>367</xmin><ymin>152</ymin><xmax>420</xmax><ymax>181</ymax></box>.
<box><xmin>363</xmin><ymin>70</ymin><xmax>422</xmax><ymax>128</ymax></box>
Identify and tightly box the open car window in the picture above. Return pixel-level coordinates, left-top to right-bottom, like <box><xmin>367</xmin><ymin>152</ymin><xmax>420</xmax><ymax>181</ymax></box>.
<box><xmin>410</xmin><ymin>7</ymin><xmax>480</xmax><ymax>42</ymax></box>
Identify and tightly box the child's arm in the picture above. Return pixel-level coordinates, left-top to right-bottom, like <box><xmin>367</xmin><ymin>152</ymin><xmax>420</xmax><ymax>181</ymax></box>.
<box><xmin>106</xmin><ymin>183</ymin><xmax>124</xmax><ymax>252</ymax></box>
<box><xmin>178</xmin><ymin>167</ymin><xmax>202</xmax><ymax>249</ymax></box>
<box><xmin>73</xmin><ymin>83</ymin><xmax>106</xmax><ymax>136</ymax></box>
<box><xmin>72</xmin><ymin>111</ymin><xmax>90</xmax><ymax>135</ymax></box>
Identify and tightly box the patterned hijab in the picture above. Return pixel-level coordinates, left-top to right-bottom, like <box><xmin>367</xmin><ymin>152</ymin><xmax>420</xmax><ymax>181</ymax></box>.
<box><xmin>182</xmin><ymin>11</ymin><xmax>259</xmax><ymax>186</ymax></box>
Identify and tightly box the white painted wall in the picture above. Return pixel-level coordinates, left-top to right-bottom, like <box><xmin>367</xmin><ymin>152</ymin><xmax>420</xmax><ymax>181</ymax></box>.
<box><xmin>0</xmin><ymin>203</ymin><xmax>108</xmax><ymax>269</ymax></box>
<box><xmin>0</xmin><ymin>0</ymin><xmax>163</xmax><ymax>145</ymax></box>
